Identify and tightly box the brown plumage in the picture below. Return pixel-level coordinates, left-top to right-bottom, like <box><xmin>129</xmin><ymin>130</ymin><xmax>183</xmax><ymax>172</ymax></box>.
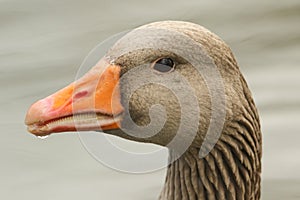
<box><xmin>25</xmin><ymin>21</ymin><xmax>262</xmax><ymax>200</ymax></box>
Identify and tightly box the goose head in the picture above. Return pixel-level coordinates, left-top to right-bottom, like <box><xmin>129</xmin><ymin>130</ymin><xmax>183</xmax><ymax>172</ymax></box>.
<box><xmin>25</xmin><ymin>21</ymin><xmax>262</xmax><ymax>200</ymax></box>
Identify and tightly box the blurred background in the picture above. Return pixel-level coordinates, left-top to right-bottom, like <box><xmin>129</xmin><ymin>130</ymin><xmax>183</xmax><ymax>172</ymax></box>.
<box><xmin>1</xmin><ymin>0</ymin><xmax>299</xmax><ymax>199</ymax></box>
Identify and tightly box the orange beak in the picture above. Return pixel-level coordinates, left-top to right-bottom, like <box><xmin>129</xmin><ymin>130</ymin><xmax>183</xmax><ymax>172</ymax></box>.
<box><xmin>25</xmin><ymin>58</ymin><xmax>123</xmax><ymax>136</ymax></box>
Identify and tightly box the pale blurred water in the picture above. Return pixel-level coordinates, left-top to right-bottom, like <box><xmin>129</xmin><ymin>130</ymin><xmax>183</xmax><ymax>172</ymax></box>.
<box><xmin>1</xmin><ymin>0</ymin><xmax>300</xmax><ymax>199</ymax></box>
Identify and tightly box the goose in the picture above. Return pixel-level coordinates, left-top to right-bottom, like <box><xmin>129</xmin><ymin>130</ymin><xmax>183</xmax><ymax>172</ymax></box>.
<box><xmin>25</xmin><ymin>21</ymin><xmax>262</xmax><ymax>200</ymax></box>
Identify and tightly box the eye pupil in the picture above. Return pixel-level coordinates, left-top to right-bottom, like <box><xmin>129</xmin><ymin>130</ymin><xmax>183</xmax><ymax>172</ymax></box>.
<box><xmin>153</xmin><ymin>58</ymin><xmax>174</xmax><ymax>73</ymax></box>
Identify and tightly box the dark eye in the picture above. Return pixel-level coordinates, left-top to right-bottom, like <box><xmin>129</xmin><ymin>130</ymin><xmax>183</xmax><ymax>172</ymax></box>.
<box><xmin>152</xmin><ymin>58</ymin><xmax>175</xmax><ymax>73</ymax></box>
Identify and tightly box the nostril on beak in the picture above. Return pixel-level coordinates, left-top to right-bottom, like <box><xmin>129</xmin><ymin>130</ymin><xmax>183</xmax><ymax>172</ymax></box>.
<box><xmin>73</xmin><ymin>91</ymin><xmax>89</xmax><ymax>100</ymax></box>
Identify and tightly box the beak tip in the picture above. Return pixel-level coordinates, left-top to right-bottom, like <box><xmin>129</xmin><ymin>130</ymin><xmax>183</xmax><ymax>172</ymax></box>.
<box><xmin>25</xmin><ymin>99</ymin><xmax>49</xmax><ymax>126</ymax></box>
